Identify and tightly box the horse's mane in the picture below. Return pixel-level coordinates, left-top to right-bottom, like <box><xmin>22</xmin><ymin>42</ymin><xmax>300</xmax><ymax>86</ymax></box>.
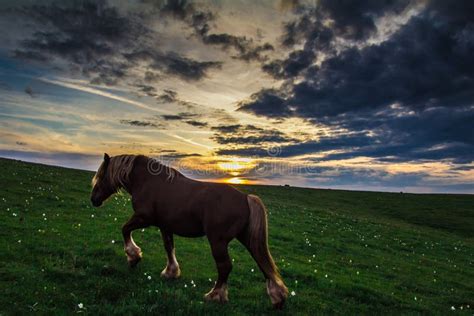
<box><xmin>92</xmin><ymin>154</ymin><xmax>180</xmax><ymax>190</ymax></box>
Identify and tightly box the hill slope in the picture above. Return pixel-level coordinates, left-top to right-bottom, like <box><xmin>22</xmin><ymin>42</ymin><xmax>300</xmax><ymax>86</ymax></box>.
<box><xmin>0</xmin><ymin>158</ymin><xmax>473</xmax><ymax>314</ymax></box>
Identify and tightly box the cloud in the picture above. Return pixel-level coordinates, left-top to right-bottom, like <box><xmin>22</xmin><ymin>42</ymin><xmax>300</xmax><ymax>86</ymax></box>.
<box><xmin>212</xmin><ymin>124</ymin><xmax>297</xmax><ymax>148</ymax></box>
<box><xmin>237</xmin><ymin>1</ymin><xmax>474</xmax><ymax>165</ymax></box>
<box><xmin>263</xmin><ymin>0</ymin><xmax>416</xmax><ymax>79</ymax></box>
<box><xmin>185</xmin><ymin>120</ymin><xmax>208</xmax><ymax>128</ymax></box>
<box><xmin>24</xmin><ymin>86</ymin><xmax>35</xmax><ymax>98</ymax></box>
<box><xmin>39</xmin><ymin>78</ymin><xmax>170</xmax><ymax>114</ymax></box>
<box><xmin>238</xmin><ymin>89</ymin><xmax>291</xmax><ymax>118</ymax></box>
<box><xmin>214</xmin><ymin>132</ymin><xmax>370</xmax><ymax>157</ymax></box>
<box><xmin>150</xmin><ymin>148</ymin><xmax>203</xmax><ymax>159</ymax></box>
<box><xmin>7</xmin><ymin>0</ymin><xmax>223</xmax><ymax>85</ymax></box>
<box><xmin>211</xmin><ymin>124</ymin><xmax>242</xmax><ymax>133</ymax></box>
<box><xmin>158</xmin><ymin>111</ymin><xmax>208</xmax><ymax>128</ymax></box>
<box><xmin>12</xmin><ymin>0</ymin><xmax>142</xmax><ymax>84</ymax></box>
<box><xmin>120</xmin><ymin>120</ymin><xmax>161</xmax><ymax>128</ymax></box>
<box><xmin>156</xmin><ymin>89</ymin><xmax>178</xmax><ymax>103</ymax></box>
<box><xmin>160</xmin><ymin>0</ymin><xmax>274</xmax><ymax>62</ymax></box>
<box><xmin>225</xmin><ymin>106</ymin><xmax>474</xmax><ymax>164</ymax></box>
<box><xmin>125</xmin><ymin>50</ymin><xmax>222</xmax><ymax>81</ymax></box>
<box><xmin>161</xmin><ymin>112</ymin><xmax>196</xmax><ymax>121</ymax></box>
<box><xmin>135</xmin><ymin>85</ymin><xmax>157</xmax><ymax>97</ymax></box>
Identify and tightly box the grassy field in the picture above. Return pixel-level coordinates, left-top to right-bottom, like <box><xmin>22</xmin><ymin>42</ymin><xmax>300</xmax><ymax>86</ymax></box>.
<box><xmin>0</xmin><ymin>157</ymin><xmax>473</xmax><ymax>315</ymax></box>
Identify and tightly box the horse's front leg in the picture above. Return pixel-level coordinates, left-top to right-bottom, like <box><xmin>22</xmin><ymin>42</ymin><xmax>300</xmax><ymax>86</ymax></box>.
<box><xmin>204</xmin><ymin>239</ymin><xmax>232</xmax><ymax>303</ymax></box>
<box><xmin>160</xmin><ymin>230</ymin><xmax>181</xmax><ymax>279</ymax></box>
<box><xmin>122</xmin><ymin>215</ymin><xmax>148</xmax><ymax>268</ymax></box>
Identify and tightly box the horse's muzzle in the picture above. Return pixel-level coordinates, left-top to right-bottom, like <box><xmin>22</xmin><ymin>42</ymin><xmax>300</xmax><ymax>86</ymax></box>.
<box><xmin>91</xmin><ymin>197</ymin><xmax>102</xmax><ymax>207</ymax></box>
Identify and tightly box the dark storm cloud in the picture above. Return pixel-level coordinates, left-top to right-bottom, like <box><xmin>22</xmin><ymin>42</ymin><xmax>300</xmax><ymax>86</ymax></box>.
<box><xmin>120</xmin><ymin>120</ymin><xmax>161</xmax><ymax>128</ymax></box>
<box><xmin>200</xmin><ymin>33</ymin><xmax>274</xmax><ymax>62</ymax></box>
<box><xmin>315</xmin><ymin>0</ymin><xmax>412</xmax><ymax>41</ymax></box>
<box><xmin>224</xmin><ymin>106</ymin><xmax>474</xmax><ymax>164</ymax></box>
<box><xmin>254</xmin><ymin>0</ymin><xmax>474</xmax><ymax>116</ymax></box>
<box><xmin>125</xmin><ymin>50</ymin><xmax>221</xmax><ymax>81</ymax></box>
<box><xmin>12</xmin><ymin>0</ymin><xmax>142</xmax><ymax>84</ymax></box>
<box><xmin>321</xmin><ymin>106</ymin><xmax>474</xmax><ymax>164</ymax></box>
<box><xmin>7</xmin><ymin>0</ymin><xmax>222</xmax><ymax>84</ymax></box>
<box><xmin>216</xmin><ymin>132</ymin><xmax>371</xmax><ymax>157</ymax></box>
<box><xmin>237</xmin><ymin>1</ymin><xmax>474</xmax><ymax>165</ymax></box>
<box><xmin>238</xmin><ymin>89</ymin><xmax>291</xmax><ymax>118</ymax></box>
<box><xmin>211</xmin><ymin>124</ymin><xmax>296</xmax><ymax>146</ymax></box>
<box><xmin>159</xmin><ymin>0</ymin><xmax>274</xmax><ymax>62</ymax></box>
<box><xmin>14</xmin><ymin>50</ymin><xmax>49</xmax><ymax>62</ymax></box>
<box><xmin>264</xmin><ymin>0</ymin><xmax>414</xmax><ymax>79</ymax></box>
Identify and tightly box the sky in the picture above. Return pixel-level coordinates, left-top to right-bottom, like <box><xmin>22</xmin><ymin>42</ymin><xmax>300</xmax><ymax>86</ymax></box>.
<box><xmin>0</xmin><ymin>0</ymin><xmax>473</xmax><ymax>193</ymax></box>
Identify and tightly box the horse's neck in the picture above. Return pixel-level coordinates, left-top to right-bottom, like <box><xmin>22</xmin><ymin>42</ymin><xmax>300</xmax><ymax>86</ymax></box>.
<box><xmin>127</xmin><ymin>158</ymin><xmax>177</xmax><ymax>194</ymax></box>
<box><xmin>126</xmin><ymin>156</ymin><xmax>152</xmax><ymax>194</ymax></box>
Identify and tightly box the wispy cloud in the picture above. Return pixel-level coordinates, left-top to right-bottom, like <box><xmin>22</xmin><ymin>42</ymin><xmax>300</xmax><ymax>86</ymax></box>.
<box><xmin>39</xmin><ymin>78</ymin><xmax>171</xmax><ymax>114</ymax></box>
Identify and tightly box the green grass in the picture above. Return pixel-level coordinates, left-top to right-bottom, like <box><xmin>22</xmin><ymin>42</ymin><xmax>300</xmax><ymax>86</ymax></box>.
<box><xmin>0</xmin><ymin>157</ymin><xmax>473</xmax><ymax>315</ymax></box>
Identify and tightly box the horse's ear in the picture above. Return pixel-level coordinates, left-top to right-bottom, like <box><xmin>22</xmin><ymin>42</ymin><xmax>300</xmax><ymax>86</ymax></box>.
<box><xmin>104</xmin><ymin>153</ymin><xmax>110</xmax><ymax>162</ymax></box>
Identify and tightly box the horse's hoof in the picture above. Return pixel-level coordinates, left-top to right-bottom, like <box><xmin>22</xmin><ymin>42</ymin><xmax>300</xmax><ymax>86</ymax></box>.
<box><xmin>273</xmin><ymin>299</ymin><xmax>285</xmax><ymax>310</ymax></box>
<box><xmin>204</xmin><ymin>287</ymin><xmax>228</xmax><ymax>303</ymax></box>
<box><xmin>160</xmin><ymin>267</ymin><xmax>181</xmax><ymax>279</ymax></box>
<box><xmin>125</xmin><ymin>246</ymin><xmax>142</xmax><ymax>268</ymax></box>
<box><xmin>127</xmin><ymin>256</ymin><xmax>141</xmax><ymax>268</ymax></box>
<box><xmin>267</xmin><ymin>279</ymin><xmax>288</xmax><ymax>309</ymax></box>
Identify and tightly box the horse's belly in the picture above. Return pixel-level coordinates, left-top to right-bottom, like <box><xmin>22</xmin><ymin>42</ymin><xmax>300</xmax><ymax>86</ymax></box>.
<box><xmin>159</xmin><ymin>216</ymin><xmax>205</xmax><ymax>238</ymax></box>
<box><xmin>174</xmin><ymin>230</ymin><xmax>206</xmax><ymax>238</ymax></box>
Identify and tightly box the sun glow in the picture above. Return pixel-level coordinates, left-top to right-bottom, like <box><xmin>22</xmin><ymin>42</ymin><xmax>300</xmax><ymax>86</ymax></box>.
<box><xmin>224</xmin><ymin>177</ymin><xmax>248</xmax><ymax>184</ymax></box>
<box><xmin>217</xmin><ymin>157</ymin><xmax>256</xmax><ymax>173</ymax></box>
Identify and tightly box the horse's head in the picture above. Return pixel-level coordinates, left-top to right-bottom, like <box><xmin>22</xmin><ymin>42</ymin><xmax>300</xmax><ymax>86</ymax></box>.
<box><xmin>90</xmin><ymin>153</ymin><xmax>115</xmax><ymax>207</ymax></box>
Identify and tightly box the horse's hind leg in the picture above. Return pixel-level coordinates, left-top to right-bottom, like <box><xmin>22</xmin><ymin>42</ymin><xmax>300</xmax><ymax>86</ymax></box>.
<box><xmin>122</xmin><ymin>215</ymin><xmax>148</xmax><ymax>268</ymax></box>
<box><xmin>238</xmin><ymin>233</ymin><xmax>288</xmax><ymax>309</ymax></box>
<box><xmin>204</xmin><ymin>239</ymin><xmax>232</xmax><ymax>303</ymax></box>
<box><xmin>160</xmin><ymin>230</ymin><xmax>181</xmax><ymax>279</ymax></box>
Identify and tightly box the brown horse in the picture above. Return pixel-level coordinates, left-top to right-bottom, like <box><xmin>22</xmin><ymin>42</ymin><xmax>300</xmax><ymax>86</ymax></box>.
<box><xmin>90</xmin><ymin>153</ymin><xmax>288</xmax><ymax>308</ymax></box>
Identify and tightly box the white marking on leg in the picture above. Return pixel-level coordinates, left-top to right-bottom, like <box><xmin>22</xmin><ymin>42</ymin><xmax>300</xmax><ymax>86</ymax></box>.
<box><xmin>266</xmin><ymin>278</ymin><xmax>288</xmax><ymax>307</ymax></box>
<box><xmin>125</xmin><ymin>236</ymin><xmax>142</xmax><ymax>260</ymax></box>
<box><xmin>161</xmin><ymin>250</ymin><xmax>181</xmax><ymax>279</ymax></box>
<box><xmin>204</xmin><ymin>283</ymin><xmax>228</xmax><ymax>303</ymax></box>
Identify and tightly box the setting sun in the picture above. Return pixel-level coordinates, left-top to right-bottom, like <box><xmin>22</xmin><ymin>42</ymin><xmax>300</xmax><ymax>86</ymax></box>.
<box><xmin>217</xmin><ymin>157</ymin><xmax>256</xmax><ymax>175</ymax></box>
<box><xmin>224</xmin><ymin>177</ymin><xmax>248</xmax><ymax>184</ymax></box>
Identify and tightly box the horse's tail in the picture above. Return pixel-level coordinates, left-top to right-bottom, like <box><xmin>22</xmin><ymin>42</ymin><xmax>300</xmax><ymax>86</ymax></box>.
<box><xmin>247</xmin><ymin>194</ymin><xmax>288</xmax><ymax>308</ymax></box>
